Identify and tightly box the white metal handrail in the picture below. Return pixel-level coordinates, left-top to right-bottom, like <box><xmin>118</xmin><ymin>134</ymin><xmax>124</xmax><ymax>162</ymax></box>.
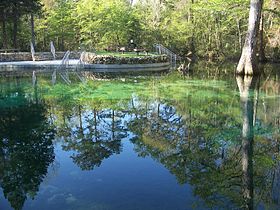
<box><xmin>154</xmin><ymin>44</ymin><xmax>182</xmax><ymax>69</ymax></box>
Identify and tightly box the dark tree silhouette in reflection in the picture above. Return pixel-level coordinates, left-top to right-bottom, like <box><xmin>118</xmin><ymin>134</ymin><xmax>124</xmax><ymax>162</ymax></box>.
<box><xmin>0</xmin><ymin>80</ymin><xmax>55</xmax><ymax>210</ymax></box>
<box><xmin>61</xmin><ymin>107</ymin><xmax>126</xmax><ymax>170</ymax></box>
<box><xmin>129</xmin><ymin>83</ymin><xmax>280</xmax><ymax>209</ymax></box>
<box><xmin>129</xmin><ymin>102</ymin><xmax>241</xmax><ymax>208</ymax></box>
<box><xmin>63</xmin><ymin>139</ymin><xmax>122</xmax><ymax>170</ymax></box>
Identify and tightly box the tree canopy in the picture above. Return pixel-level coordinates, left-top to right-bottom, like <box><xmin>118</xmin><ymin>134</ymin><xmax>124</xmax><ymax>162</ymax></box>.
<box><xmin>0</xmin><ymin>0</ymin><xmax>279</xmax><ymax>61</ymax></box>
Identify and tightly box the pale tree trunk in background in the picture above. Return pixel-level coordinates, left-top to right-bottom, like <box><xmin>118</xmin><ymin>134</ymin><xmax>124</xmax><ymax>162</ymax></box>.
<box><xmin>12</xmin><ymin>4</ymin><xmax>18</xmax><ymax>49</ymax></box>
<box><xmin>237</xmin><ymin>19</ymin><xmax>243</xmax><ymax>52</ymax></box>
<box><xmin>1</xmin><ymin>15</ymin><xmax>7</xmax><ymax>49</ymax></box>
<box><xmin>236</xmin><ymin>0</ymin><xmax>263</xmax><ymax>75</ymax></box>
<box><xmin>189</xmin><ymin>0</ymin><xmax>195</xmax><ymax>57</ymax></box>
<box><xmin>13</xmin><ymin>16</ymin><xmax>18</xmax><ymax>49</ymax></box>
<box><xmin>31</xmin><ymin>14</ymin><xmax>36</xmax><ymax>49</ymax></box>
<box><xmin>259</xmin><ymin>14</ymin><xmax>266</xmax><ymax>62</ymax></box>
<box><xmin>151</xmin><ymin>0</ymin><xmax>163</xmax><ymax>28</ymax></box>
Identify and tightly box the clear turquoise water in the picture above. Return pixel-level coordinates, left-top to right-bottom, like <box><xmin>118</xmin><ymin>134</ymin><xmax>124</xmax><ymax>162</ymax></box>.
<box><xmin>0</xmin><ymin>63</ymin><xmax>280</xmax><ymax>210</ymax></box>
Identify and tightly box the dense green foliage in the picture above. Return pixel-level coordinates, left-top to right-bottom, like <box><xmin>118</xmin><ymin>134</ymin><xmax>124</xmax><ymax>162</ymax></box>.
<box><xmin>0</xmin><ymin>0</ymin><xmax>42</xmax><ymax>49</ymax></box>
<box><xmin>0</xmin><ymin>0</ymin><xmax>280</xmax><ymax>61</ymax></box>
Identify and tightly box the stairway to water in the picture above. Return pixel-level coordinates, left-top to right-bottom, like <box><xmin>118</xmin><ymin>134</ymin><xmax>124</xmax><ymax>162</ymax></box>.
<box><xmin>52</xmin><ymin>51</ymin><xmax>86</xmax><ymax>85</ymax></box>
<box><xmin>75</xmin><ymin>51</ymin><xmax>86</xmax><ymax>83</ymax></box>
<box><xmin>59</xmin><ymin>51</ymin><xmax>71</xmax><ymax>84</ymax></box>
<box><xmin>154</xmin><ymin>44</ymin><xmax>182</xmax><ymax>69</ymax></box>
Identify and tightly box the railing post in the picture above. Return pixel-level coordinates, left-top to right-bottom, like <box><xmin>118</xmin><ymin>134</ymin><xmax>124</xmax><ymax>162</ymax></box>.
<box><xmin>155</xmin><ymin>43</ymin><xmax>181</xmax><ymax>69</ymax></box>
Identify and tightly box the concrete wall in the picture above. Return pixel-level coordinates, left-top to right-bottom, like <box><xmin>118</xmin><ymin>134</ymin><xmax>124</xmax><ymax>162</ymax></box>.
<box><xmin>0</xmin><ymin>52</ymin><xmax>80</xmax><ymax>62</ymax></box>
<box><xmin>83</xmin><ymin>63</ymin><xmax>171</xmax><ymax>72</ymax></box>
<box><xmin>0</xmin><ymin>60</ymin><xmax>170</xmax><ymax>73</ymax></box>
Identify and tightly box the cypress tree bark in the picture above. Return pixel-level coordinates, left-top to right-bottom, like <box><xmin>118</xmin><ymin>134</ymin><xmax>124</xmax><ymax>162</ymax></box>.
<box><xmin>236</xmin><ymin>0</ymin><xmax>263</xmax><ymax>75</ymax></box>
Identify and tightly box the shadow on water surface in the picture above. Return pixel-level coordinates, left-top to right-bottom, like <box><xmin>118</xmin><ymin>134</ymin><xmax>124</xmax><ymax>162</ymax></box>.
<box><xmin>0</xmin><ymin>63</ymin><xmax>280</xmax><ymax>209</ymax></box>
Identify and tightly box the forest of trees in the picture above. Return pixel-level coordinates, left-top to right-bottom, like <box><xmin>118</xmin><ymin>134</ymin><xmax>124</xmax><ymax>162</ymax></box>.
<box><xmin>0</xmin><ymin>0</ymin><xmax>280</xmax><ymax>62</ymax></box>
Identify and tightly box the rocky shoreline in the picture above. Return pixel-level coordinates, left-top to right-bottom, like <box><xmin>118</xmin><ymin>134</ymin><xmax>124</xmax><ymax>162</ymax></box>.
<box><xmin>81</xmin><ymin>52</ymin><xmax>169</xmax><ymax>65</ymax></box>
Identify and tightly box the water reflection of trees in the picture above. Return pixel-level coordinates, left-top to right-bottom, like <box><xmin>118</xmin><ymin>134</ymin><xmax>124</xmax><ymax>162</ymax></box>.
<box><xmin>236</xmin><ymin>75</ymin><xmax>256</xmax><ymax>209</ymax></box>
<box><xmin>0</xmin><ymin>79</ymin><xmax>55</xmax><ymax>210</ymax></box>
<box><xmin>128</xmin><ymin>100</ymin><xmax>186</xmax><ymax>158</ymax></box>
<box><xmin>44</xmin><ymin>73</ymin><xmax>280</xmax><ymax>209</ymax></box>
<box><xmin>128</xmin><ymin>78</ymin><xmax>280</xmax><ymax>209</ymax></box>
<box><xmin>1</xmin><ymin>71</ymin><xmax>280</xmax><ymax>209</ymax></box>
<box><xmin>129</xmin><ymin>101</ymin><xmax>242</xmax><ymax>208</ymax></box>
<box><xmin>58</xmin><ymin>106</ymin><xmax>128</xmax><ymax>170</ymax></box>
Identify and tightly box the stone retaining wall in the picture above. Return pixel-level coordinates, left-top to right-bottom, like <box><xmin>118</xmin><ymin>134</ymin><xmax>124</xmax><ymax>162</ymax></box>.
<box><xmin>0</xmin><ymin>52</ymin><xmax>80</xmax><ymax>62</ymax></box>
<box><xmin>81</xmin><ymin>52</ymin><xmax>169</xmax><ymax>64</ymax></box>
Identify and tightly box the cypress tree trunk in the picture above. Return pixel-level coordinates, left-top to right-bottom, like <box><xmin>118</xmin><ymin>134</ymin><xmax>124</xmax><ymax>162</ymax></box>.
<box><xmin>236</xmin><ymin>0</ymin><xmax>263</xmax><ymax>75</ymax></box>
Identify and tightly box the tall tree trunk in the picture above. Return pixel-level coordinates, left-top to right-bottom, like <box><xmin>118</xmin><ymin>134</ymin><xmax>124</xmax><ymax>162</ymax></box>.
<box><xmin>189</xmin><ymin>0</ymin><xmax>195</xmax><ymax>57</ymax></box>
<box><xmin>237</xmin><ymin>19</ymin><xmax>243</xmax><ymax>52</ymax></box>
<box><xmin>236</xmin><ymin>0</ymin><xmax>263</xmax><ymax>75</ymax></box>
<box><xmin>31</xmin><ymin>14</ymin><xmax>35</xmax><ymax>49</ymax></box>
<box><xmin>1</xmin><ymin>14</ymin><xmax>7</xmax><ymax>49</ymax></box>
<box><xmin>12</xmin><ymin>6</ymin><xmax>18</xmax><ymax>49</ymax></box>
<box><xmin>259</xmin><ymin>14</ymin><xmax>266</xmax><ymax>62</ymax></box>
<box><xmin>43</xmin><ymin>28</ymin><xmax>47</xmax><ymax>50</ymax></box>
